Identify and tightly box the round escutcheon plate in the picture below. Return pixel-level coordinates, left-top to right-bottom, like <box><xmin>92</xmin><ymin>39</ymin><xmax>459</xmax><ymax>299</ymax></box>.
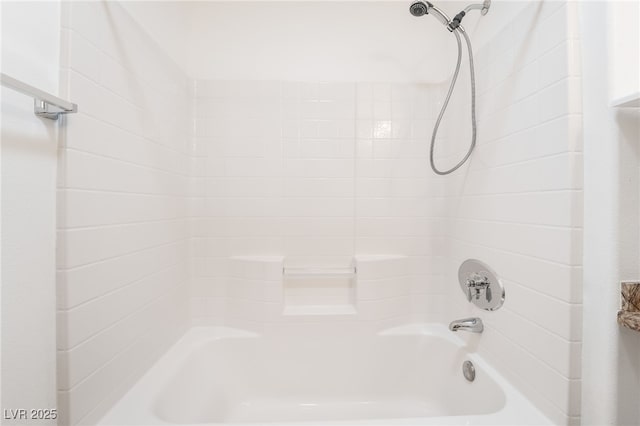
<box><xmin>458</xmin><ymin>259</ymin><xmax>505</xmax><ymax>311</ymax></box>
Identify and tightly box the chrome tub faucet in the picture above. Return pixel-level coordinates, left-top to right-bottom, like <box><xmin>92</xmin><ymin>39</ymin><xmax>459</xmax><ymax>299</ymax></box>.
<box><xmin>449</xmin><ymin>317</ymin><xmax>483</xmax><ymax>333</ymax></box>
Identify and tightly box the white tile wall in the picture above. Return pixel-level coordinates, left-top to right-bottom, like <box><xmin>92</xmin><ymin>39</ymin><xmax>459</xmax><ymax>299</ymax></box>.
<box><xmin>443</xmin><ymin>2</ymin><xmax>582</xmax><ymax>424</ymax></box>
<box><xmin>51</xmin><ymin>1</ymin><xmax>585</xmax><ymax>424</ymax></box>
<box><xmin>56</xmin><ymin>2</ymin><xmax>190</xmax><ymax>424</ymax></box>
<box><xmin>191</xmin><ymin>80</ymin><xmax>447</xmax><ymax>327</ymax></box>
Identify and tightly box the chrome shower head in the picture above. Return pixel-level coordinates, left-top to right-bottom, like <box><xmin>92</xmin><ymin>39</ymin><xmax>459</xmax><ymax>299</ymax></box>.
<box><xmin>409</xmin><ymin>1</ymin><xmax>433</xmax><ymax>17</ymax></box>
<box><xmin>410</xmin><ymin>1</ymin><xmax>490</xmax><ymax>31</ymax></box>
<box><xmin>410</xmin><ymin>1</ymin><xmax>451</xmax><ymax>27</ymax></box>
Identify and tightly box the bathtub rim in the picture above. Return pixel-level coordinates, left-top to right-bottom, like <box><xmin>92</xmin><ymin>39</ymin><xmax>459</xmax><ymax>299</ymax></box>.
<box><xmin>96</xmin><ymin>323</ymin><xmax>554</xmax><ymax>426</ymax></box>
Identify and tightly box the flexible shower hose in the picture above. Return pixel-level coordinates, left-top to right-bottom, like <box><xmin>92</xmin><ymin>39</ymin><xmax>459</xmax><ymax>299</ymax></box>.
<box><xmin>430</xmin><ymin>26</ymin><xmax>477</xmax><ymax>175</ymax></box>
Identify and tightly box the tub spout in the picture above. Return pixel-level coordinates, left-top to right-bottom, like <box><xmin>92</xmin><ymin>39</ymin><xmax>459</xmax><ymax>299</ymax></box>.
<box><xmin>449</xmin><ymin>317</ymin><xmax>483</xmax><ymax>333</ymax></box>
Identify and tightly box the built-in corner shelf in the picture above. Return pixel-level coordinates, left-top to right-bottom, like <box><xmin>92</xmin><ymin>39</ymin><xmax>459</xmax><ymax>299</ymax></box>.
<box><xmin>618</xmin><ymin>282</ymin><xmax>640</xmax><ymax>332</ymax></box>
<box><xmin>611</xmin><ymin>91</ymin><xmax>640</xmax><ymax>108</ymax></box>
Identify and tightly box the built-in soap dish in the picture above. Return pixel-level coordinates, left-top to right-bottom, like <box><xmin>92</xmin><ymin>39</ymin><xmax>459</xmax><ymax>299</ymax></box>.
<box><xmin>282</xmin><ymin>265</ymin><xmax>357</xmax><ymax>316</ymax></box>
<box><xmin>617</xmin><ymin>282</ymin><xmax>640</xmax><ymax>332</ymax></box>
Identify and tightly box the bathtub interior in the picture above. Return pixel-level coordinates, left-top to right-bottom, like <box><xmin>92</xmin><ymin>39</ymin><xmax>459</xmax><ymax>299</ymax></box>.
<box><xmin>82</xmin><ymin>325</ymin><xmax>512</xmax><ymax>426</ymax></box>
<box><xmin>153</xmin><ymin>331</ymin><xmax>505</xmax><ymax>424</ymax></box>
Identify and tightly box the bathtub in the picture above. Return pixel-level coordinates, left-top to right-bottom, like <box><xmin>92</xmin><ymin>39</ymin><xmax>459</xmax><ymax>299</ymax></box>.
<box><xmin>97</xmin><ymin>324</ymin><xmax>552</xmax><ymax>426</ymax></box>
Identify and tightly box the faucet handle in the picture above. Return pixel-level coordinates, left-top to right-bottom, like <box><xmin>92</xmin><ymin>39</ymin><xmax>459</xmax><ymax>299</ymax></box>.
<box><xmin>466</xmin><ymin>275</ymin><xmax>489</xmax><ymax>300</ymax></box>
<box><xmin>458</xmin><ymin>259</ymin><xmax>505</xmax><ymax>311</ymax></box>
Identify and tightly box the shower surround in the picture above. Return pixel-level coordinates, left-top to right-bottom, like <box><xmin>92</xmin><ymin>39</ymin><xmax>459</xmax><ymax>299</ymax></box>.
<box><xmin>54</xmin><ymin>1</ymin><xmax>583</xmax><ymax>425</ymax></box>
<box><xmin>56</xmin><ymin>3</ymin><xmax>191</xmax><ymax>424</ymax></box>
<box><xmin>190</xmin><ymin>79</ymin><xmax>447</xmax><ymax>327</ymax></box>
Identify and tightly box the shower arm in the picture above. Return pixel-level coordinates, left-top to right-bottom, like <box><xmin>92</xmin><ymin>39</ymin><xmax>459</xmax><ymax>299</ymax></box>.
<box><xmin>463</xmin><ymin>0</ymin><xmax>490</xmax><ymax>15</ymax></box>
<box><xmin>448</xmin><ymin>0</ymin><xmax>491</xmax><ymax>31</ymax></box>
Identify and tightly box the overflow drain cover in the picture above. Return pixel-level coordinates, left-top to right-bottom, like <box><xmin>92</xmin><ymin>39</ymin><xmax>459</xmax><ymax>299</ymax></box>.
<box><xmin>463</xmin><ymin>360</ymin><xmax>476</xmax><ymax>382</ymax></box>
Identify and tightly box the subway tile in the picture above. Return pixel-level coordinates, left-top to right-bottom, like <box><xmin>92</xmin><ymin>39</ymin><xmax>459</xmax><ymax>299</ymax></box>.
<box><xmin>537</xmin><ymin>3</ymin><xmax>572</xmax><ymax>56</ymax></box>
<box><xmin>62</xmin><ymin>190</ymin><xmax>185</xmax><ymax>228</ymax></box>
<box><xmin>450</xmin><ymin>239</ymin><xmax>582</xmax><ymax>303</ymax></box>
<box><xmin>452</xmin><ymin>218</ymin><xmax>581</xmax><ymax>266</ymax></box>
<box><xmin>357</xmin><ymin>99</ymin><xmax>374</xmax><ymax>119</ymax></box>
<box><xmin>372</xmin><ymin>120</ymin><xmax>392</xmax><ymax>139</ymax></box>
<box><xmin>358</xmin><ymin>296</ymin><xmax>410</xmax><ymax>321</ymax></box>
<box><xmin>58</xmin><ymin>241</ymin><xmax>186</xmax><ymax>309</ymax></box>
<box><xmin>283</xmin><ymin>178</ymin><xmax>354</xmax><ymax>198</ymax></box>
<box><xmin>391</xmin><ymin>84</ymin><xmax>414</xmax><ymax>102</ymax></box>
<box><xmin>481</xmin><ymin>326</ymin><xmax>581</xmax><ymax>417</ymax></box>
<box><xmin>60</xmin><ymin>220</ymin><xmax>186</xmax><ymax>269</ymax></box>
<box><xmin>538</xmin><ymin>41</ymin><xmax>572</xmax><ymax>89</ymax></box>
<box><xmin>356</xmin><ymin>119</ymin><xmax>374</xmax><ymax>138</ymax></box>
<box><xmin>283</xmin><ymin>158</ymin><xmax>354</xmax><ymax>178</ymax></box>
<box><xmin>282</xmin><ymin>197</ymin><xmax>354</xmax><ymax>217</ymax></box>
<box><xmin>409</xmin><ymin>274</ymin><xmax>446</xmax><ymax>295</ymax></box>
<box><xmin>59</xmin><ymin>9</ymin><xmax>192</xmax><ymax>426</ymax></box>
<box><xmin>66</xmin><ymin>30</ymin><xmax>102</xmax><ymax>82</ymax></box>
<box><xmin>463</xmin><ymin>153</ymin><xmax>581</xmax><ymax>195</ymax></box>
<box><xmin>58</xmin><ymin>292</ymin><xmax>176</xmax><ymax>389</ymax></box>
<box><xmin>59</xmin><ymin>297</ymin><xmax>184</xmax><ymax>424</ymax></box>
<box><xmin>453</xmin><ymin>191</ymin><xmax>581</xmax><ymax>228</ymax></box>
<box><xmin>63</xmin><ymin>149</ymin><xmax>187</xmax><ymax>196</ymax></box>
<box><xmin>280</xmin><ymin>217</ymin><xmax>354</xmax><ymax>237</ymax></box>
<box><xmin>60</xmin><ymin>2</ymin><xmax>583</xmax><ymax>422</ymax></box>
<box><xmin>58</xmin><ymin>262</ymin><xmax>185</xmax><ymax>349</ymax></box>
<box><xmin>205</xmin><ymin>177</ymin><xmax>283</xmax><ymax>198</ymax></box>
<box><xmin>318</xmin><ymin>82</ymin><xmax>355</xmax><ymax>101</ymax></box>
<box><xmin>538</xmin><ymin>77</ymin><xmax>581</xmax><ymax>123</ymax></box>
<box><xmin>485</xmin><ymin>307</ymin><xmax>582</xmax><ymax>378</ymax></box>
<box><xmin>373</xmin><ymin>101</ymin><xmax>391</xmax><ymax>120</ymax></box>
<box><xmin>502</xmin><ymin>279</ymin><xmax>580</xmax><ymax>343</ymax></box>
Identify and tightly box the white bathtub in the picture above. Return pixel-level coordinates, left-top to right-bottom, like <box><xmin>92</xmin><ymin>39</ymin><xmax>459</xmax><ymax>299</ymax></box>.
<box><xmin>98</xmin><ymin>324</ymin><xmax>552</xmax><ymax>426</ymax></box>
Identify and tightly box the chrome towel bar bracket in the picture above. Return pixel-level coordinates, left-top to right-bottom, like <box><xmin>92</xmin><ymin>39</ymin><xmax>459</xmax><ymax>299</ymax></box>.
<box><xmin>1</xmin><ymin>73</ymin><xmax>78</xmax><ymax>120</ymax></box>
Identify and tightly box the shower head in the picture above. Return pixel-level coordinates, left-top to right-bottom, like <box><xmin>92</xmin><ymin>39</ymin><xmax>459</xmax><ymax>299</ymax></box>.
<box><xmin>409</xmin><ymin>1</ymin><xmax>432</xmax><ymax>17</ymax></box>
<box><xmin>409</xmin><ymin>1</ymin><xmax>451</xmax><ymax>26</ymax></box>
<box><xmin>410</xmin><ymin>1</ymin><xmax>490</xmax><ymax>31</ymax></box>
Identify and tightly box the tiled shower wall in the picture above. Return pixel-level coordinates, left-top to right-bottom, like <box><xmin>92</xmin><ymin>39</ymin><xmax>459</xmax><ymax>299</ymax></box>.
<box><xmin>56</xmin><ymin>3</ymin><xmax>191</xmax><ymax>424</ymax></box>
<box><xmin>189</xmin><ymin>81</ymin><xmax>448</xmax><ymax>327</ymax></box>
<box><xmin>444</xmin><ymin>2</ymin><xmax>582</xmax><ymax>425</ymax></box>
<box><xmin>51</xmin><ymin>1</ymin><xmax>586</xmax><ymax>424</ymax></box>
